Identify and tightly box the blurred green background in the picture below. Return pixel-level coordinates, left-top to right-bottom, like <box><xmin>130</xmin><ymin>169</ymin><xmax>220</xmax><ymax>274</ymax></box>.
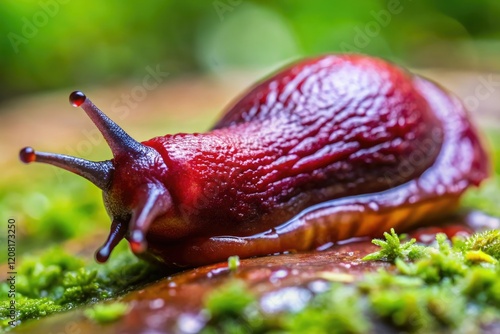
<box><xmin>1</xmin><ymin>0</ymin><xmax>499</xmax><ymax>103</ymax></box>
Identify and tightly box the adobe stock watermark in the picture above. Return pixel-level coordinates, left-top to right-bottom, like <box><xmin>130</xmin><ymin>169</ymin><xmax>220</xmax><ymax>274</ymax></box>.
<box><xmin>110</xmin><ymin>64</ymin><xmax>170</xmax><ymax>120</ymax></box>
<box><xmin>52</xmin><ymin>64</ymin><xmax>169</xmax><ymax>182</ymax></box>
<box><xmin>213</xmin><ymin>0</ymin><xmax>243</xmax><ymax>22</ymax></box>
<box><xmin>339</xmin><ymin>0</ymin><xmax>412</xmax><ymax>53</ymax></box>
<box><xmin>462</xmin><ymin>74</ymin><xmax>500</xmax><ymax>113</ymax></box>
<box><xmin>7</xmin><ymin>0</ymin><xmax>70</xmax><ymax>54</ymax></box>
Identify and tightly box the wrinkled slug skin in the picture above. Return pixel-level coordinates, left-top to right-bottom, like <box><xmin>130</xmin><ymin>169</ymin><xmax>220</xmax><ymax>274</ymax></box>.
<box><xmin>140</xmin><ymin>55</ymin><xmax>488</xmax><ymax>266</ymax></box>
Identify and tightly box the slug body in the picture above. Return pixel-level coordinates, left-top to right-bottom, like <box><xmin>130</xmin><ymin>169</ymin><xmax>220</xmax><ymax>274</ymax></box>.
<box><xmin>20</xmin><ymin>54</ymin><xmax>489</xmax><ymax>267</ymax></box>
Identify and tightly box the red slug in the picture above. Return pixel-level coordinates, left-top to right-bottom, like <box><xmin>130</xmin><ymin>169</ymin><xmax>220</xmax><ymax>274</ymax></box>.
<box><xmin>19</xmin><ymin>54</ymin><xmax>489</xmax><ymax>267</ymax></box>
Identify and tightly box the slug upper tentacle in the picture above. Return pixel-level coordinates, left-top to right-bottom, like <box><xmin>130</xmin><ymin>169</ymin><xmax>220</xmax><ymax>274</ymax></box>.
<box><xmin>19</xmin><ymin>54</ymin><xmax>489</xmax><ymax>267</ymax></box>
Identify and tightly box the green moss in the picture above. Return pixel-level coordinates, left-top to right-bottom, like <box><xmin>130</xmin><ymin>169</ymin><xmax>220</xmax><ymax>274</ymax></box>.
<box><xmin>0</xmin><ymin>296</ymin><xmax>63</xmax><ymax>329</ymax></box>
<box><xmin>466</xmin><ymin>230</ymin><xmax>500</xmax><ymax>260</ymax></box>
<box><xmin>362</xmin><ymin>228</ymin><xmax>426</xmax><ymax>262</ymax></box>
<box><xmin>466</xmin><ymin>250</ymin><xmax>498</xmax><ymax>264</ymax></box>
<box><xmin>84</xmin><ymin>302</ymin><xmax>129</xmax><ymax>324</ymax></box>
<box><xmin>205</xmin><ymin>280</ymin><xmax>255</xmax><ymax>317</ymax></box>
<box><xmin>285</xmin><ymin>284</ymin><xmax>370</xmax><ymax>334</ymax></box>
<box><xmin>368</xmin><ymin>283</ymin><xmax>467</xmax><ymax>332</ymax></box>
<box><xmin>201</xmin><ymin>231</ymin><xmax>500</xmax><ymax>333</ymax></box>
<box><xmin>228</xmin><ymin>256</ymin><xmax>240</xmax><ymax>272</ymax></box>
<box><xmin>202</xmin><ymin>280</ymin><xmax>266</xmax><ymax>334</ymax></box>
<box><xmin>359</xmin><ymin>230</ymin><xmax>500</xmax><ymax>330</ymax></box>
<box><xmin>0</xmin><ymin>243</ymin><xmax>162</xmax><ymax>331</ymax></box>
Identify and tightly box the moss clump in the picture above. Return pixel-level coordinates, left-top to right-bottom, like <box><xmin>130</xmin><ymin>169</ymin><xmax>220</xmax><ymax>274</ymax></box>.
<box><xmin>227</xmin><ymin>256</ymin><xmax>240</xmax><ymax>272</ymax></box>
<box><xmin>362</xmin><ymin>228</ymin><xmax>426</xmax><ymax>262</ymax></box>
<box><xmin>84</xmin><ymin>302</ymin><xmax>129</xmax><ymax>324</ymax></box>
<box><xmin>201</xmin><ymin>230</ymin><xmax>500</xmax><ymax>333</ymax></box>
<box><xmin>202</xmin><ymin>280</ymin><xmax>266</xmax><ymax>333</ymax></box>
<box><xmin>466</xmin><ymin>230</ymin><xmax>500</xmax><ymax>260</ymax></box>
<box><xmin>285</xmin><ymin>284</ymin><xmax>370</xmax><ymax>334</ymax></box>
<box><xmin>0</xmin><ymin>243</ymin><xmax>161</xmax><ymax>330</ymax></box>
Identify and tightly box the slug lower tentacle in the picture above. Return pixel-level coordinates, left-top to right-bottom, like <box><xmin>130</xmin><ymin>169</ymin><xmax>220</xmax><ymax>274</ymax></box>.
<box><xmin>20</xmin><ymin>54</ymin><xmax>489</xmax><ymax>267</ymax></box>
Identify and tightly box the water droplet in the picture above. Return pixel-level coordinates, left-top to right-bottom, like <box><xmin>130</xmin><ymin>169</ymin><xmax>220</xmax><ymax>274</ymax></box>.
<box><xmin>177</xmin><ymin>313</ymin><xmax>206</xmax><ymax>334</ymax></box>
<box><xmin>149</xmin><ymin>298</ymin><xmax>165</xmax><ymax>310</ymax></box>
<box><xmin>19</xmin><ymin>147</ymin><xmax>36</xmax><ymax>163</ymax></box>
<box><xmin>69</xmin><ymin>91</ymin><xmax>86</xmax><ymax>107</ymax></box>
<box><xmin>368</xmin><ymin>201</ymin><xmax>379</xmax><ymax>211</ymax></box>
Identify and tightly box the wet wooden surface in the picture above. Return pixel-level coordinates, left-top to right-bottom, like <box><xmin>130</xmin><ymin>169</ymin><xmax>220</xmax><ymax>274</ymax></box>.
<box><xmin>13</xmin><ymin>240</ymin><xmax>387</xmax><ymax>334</ymax></box>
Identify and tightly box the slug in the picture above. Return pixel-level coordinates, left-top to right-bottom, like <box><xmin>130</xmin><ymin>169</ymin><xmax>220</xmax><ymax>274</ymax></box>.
<box><xmin>19</xmin><ymin>54</ymin><xmax>489</xmax><ymax>267</ymax></box>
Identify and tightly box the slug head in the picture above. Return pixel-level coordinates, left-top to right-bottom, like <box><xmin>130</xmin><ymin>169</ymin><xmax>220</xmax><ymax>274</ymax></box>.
<box><xmin>19</xmin><ymin>91</ymin><xmax>172</xmax><ymax>263</ymax></box>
